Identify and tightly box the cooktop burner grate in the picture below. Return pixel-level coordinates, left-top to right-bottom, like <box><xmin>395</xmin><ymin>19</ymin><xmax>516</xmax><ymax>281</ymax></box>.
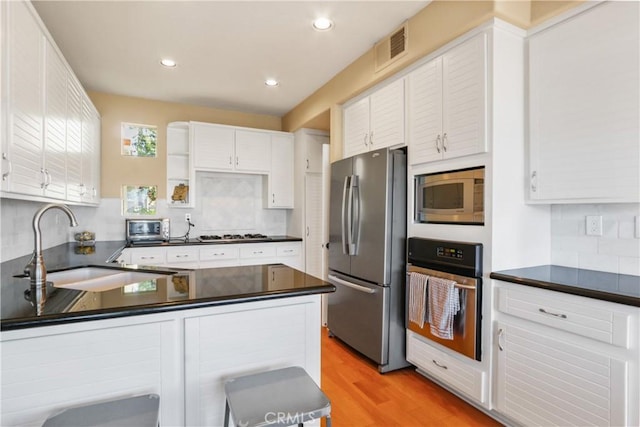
<box><xmin>198</xmin><ymin>233</ymin><xmax>271</xmax><ymax>242</ymax></box>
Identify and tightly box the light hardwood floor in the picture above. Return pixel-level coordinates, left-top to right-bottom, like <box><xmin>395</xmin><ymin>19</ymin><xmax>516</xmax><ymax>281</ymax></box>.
<box><xmin>321</xmin><ymin>328</ymin><xmax>502</xmax><ymax>426</ymax></box>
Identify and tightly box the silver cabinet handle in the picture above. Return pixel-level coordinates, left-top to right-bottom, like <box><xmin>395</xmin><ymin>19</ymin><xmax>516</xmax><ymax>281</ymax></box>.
<box><xmin>306</xmin><ymin>226</ymin><xmax>310</xmax><ymax>237</ymax></box>
<box><xmin>498</xmin><ymin>328</ymin><xmax>504</xmax><ymax>351</ymax></box>
<box><xmin>435</xmin><ymin>135</ymin><xmax>441</xmax><ymax>153</ymax></box>
<box><xmin>432</xmin><ymin>360</ymin><xmax>448</xmax><ymax>369</ymax></box>
<box><xmin>442</xmin><ymin>133</ymin><xmax>448</xmax><ymax>152</ymax></box>
<box><xmin>272</xmin><ymin>193</ymin><xmax>275</xmax><ymax>203</ymax></box>
<box><xmin>531</xmin><ymin>171</ymin><xmax>537</xmax><ymax>192</ymax></box>
<box><xmin>369</xmin><ymin>131</ymin><xmax>374</xmax><ymax>146</ymax></box>
<box><xmin>363</xmin><ymin>133</ymin><xmax>368</xmax><ymax>147</ymax></box>
<box><xmin>283</xmin><ymin>249</ymin><xmax>293</xmax><ymax>253</ymax></box>
<box><xmin>2</xmin><ymin>153</ymin><xmax>11</xmax><ymax>181</ymax></box>
<box><xmin>40</xmin><ymin>168</ymin><xmax>47</xmax><ymax>188</ymax></box>
<box><xmin>235</xmin><ymin>157</ymin><xmax>239</xmax><ymax>166</ymax></box>
<box><xmin>140</xmin><ymin>256</ymin><xmax>155</xmax><ymax>260</ymax></box>
<box><xmin>229</xmin><ymin>156</ymin><xmax>232</xmax><ymax>166</ymax></box>
<box><xmin>306</xmin><ymin>159</ymin><xmax>309</xmax><ymax>170</ymax></box>
<box><xmin>253</xmin><ymin>251</ymin><xmax>263</xmax><ymax>255</ymax></box>
<box><xmin>176</xmin><ymin>254</ymin><xmax>190</xmax><ymax>258</ymax></box>
<box><xmin>92</xmin><ymin>187</ymin><xmax>97</xmax><ymax>197</ymax></box>
<box><xmin>539</xmin><ymin>308</ymin><xmax>567</xmax><ymax>319</ymax></box>
<box><xmin>45</xmin><ymin>170</ymin><xmax>52</xmax><ymax>188</ymax></box>
<box><xmin>328</xmin><ymin>274</ymin><xmax>375</xmax><ymax>294</ymax></box>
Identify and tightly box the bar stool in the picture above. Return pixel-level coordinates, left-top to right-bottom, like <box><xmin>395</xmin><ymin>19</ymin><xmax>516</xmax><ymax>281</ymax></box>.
<box><xmin>223</xmin><ymin>366</ymin><xmax>331</xmax><ymax>427</ymax></box>
<box><xmin>42</xmin><ymin>394</ymin><xmax>160</xmax><ymax>427</ymax></box>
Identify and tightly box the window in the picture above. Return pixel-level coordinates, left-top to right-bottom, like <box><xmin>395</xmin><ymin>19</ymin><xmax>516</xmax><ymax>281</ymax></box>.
<box><xmin>121</xmin><ymin>123</ymin><xmax>157</xmax><ymax>157</ymax></box>
<box><xmin>122</xmin><ymin>185</ymin><xmax>157</xmax><ymax>215</ymax></box>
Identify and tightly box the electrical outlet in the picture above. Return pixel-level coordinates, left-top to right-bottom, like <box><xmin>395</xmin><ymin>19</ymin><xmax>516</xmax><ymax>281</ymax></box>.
<box><xmin>586</xmin><ymin>215</ymin><xmax>603</xmax><ymax>236</ymax></box>
<box><xmin>185</xmin><ymin>213</ymin><xmax>191</xmax><ymax>222</ymax></box>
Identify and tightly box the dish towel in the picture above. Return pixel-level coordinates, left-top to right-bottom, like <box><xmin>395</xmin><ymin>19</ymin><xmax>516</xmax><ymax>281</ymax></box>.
<box><xmin>408</xmin><ymin>272</ymin><xmax>429</xmax><ymax>328</ymax></box>
<box><xmin>428</xmin><ymin>277</ymin><xmax>460</xmax><ymax>340</ymax></box>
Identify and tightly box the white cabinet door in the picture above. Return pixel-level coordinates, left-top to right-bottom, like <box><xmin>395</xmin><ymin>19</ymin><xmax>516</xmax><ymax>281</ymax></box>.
<box><xmin>42</xmin><ymin>39</ymin><xmax>68</xmax><ymax>200</ymax></box>
<box><xmin>267</xmin><ymin>133</ymin><xmax>293</xmax><ymax>208</ymax></box>
<box><xmin>442</xmin><ymin>33</ymin><xmax>487</xmax><ymax>159</ymax></box>
<box><xmin>80</xmin><ymin>98</ymin><xmax>100</xmax><ymax>204</ymax></box>
<box><xmin>343</xmin><ymin>97</ymin><xmax>370</xmax><ymax>158</ymax></box>
<box><xmin>304</xmin><ymin>133</ymin><xmax>325</xmax><ymax>174</ymax></box>
<box><xmin>528</xmin><ymin>2</ymin><xmax>639</xmax><ymax>203</ymax></box>
<box><xmin>192</xmin><ymin>122</ymin><xmax>235</xmax><ymax>171</ymax></box>
<box><xmin>65</xmin><ymin>77</ymin><xmax>83</xmax><ymax>202</ymax></box>
<box><xmin>495</xmin><ymin>322</ymin><xmax>628</xmax><ymax>427</ymax></box>
<box><xmin>408</xmin><ymin>57</ymin><xmax>443</xmax><ymax>165</ymax></box>
<box><xmin>407</xmin><ymin>33</ymin><xmax>487</xmax><ymax>165</ymax></box>
<box><xmin>234</xmin><ymin>129</ymin><xmax>271</xmax><ymax>173</ymax></box>
<box><xmin>304</xmin><ymin>174</ymin><xmax>323</xmax><ymax>279</ymax></box>
<box><xmin>4</xmin><ymin>0</ymin><xmax>45</xmax><ymax>196</ymax></box>
<box><xmin>130</xmin><ymin>248</ymin><xmax>167</xmax><ymax>266</ymax></box>
<box><xmin>369</xmin><ymin>78</ymin><xmax>405</xmax><ymax>150</ymax></box>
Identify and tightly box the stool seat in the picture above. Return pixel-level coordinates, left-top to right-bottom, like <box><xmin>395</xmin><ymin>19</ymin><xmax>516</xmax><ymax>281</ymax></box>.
<box><xmin>42</xmin><ymin>394</ymin><xmax>160</xmax><ymax>427</ymax></box>
<box><xmin>224</xmin><ymin>366</ymin><xmax>331</xmax><ymax>427</ymax></box>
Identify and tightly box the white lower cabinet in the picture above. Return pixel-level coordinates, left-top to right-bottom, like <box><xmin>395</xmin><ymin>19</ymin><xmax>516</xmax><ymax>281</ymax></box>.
<box><xmin>0</xmin><ymin>296</ymin><xmax>322</xmax><ymax>427</ymax></box>
<box><xmin>493</xmin><ymin>282</ymin><xmax>639</xmax><ymax>426</ymax></box>
<box><xmin>495</xmin><ymin>322</ymin><xmax>628</xmax><ymax>427</ymax></box>
<box><xmin>119</xmin><ymin>242</ymin><xmax>302</xmax><ymax>270</ymax></box>
<box><xmin>406</xmin><ymin>330</ymin><xmax>486</xmax><ymax>404</ymax></box>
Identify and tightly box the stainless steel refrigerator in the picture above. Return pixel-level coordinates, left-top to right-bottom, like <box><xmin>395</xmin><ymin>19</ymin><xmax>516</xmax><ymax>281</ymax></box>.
<box><xmin>327</xmin><ymin>147</ymin><xmax>408</xmax><ymax>373</ymax></box>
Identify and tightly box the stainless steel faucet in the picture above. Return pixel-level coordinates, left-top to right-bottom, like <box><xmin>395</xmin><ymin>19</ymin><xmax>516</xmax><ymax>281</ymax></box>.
<box><xmin>24</xmin><ymin>203</ymin><xmax>78</xmax><ymax>314</ymax></box>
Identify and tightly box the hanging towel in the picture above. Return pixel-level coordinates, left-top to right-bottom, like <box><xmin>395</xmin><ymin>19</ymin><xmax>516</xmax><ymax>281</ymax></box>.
<box><xmin>427</xmin><ymin>277</ymin><xmax>460</xmax><ymax>340</ymax></box>
<box><xmin>408</xmin><ymin>272</ymin><xmax>429</xmax><ymax>328</ymax></box>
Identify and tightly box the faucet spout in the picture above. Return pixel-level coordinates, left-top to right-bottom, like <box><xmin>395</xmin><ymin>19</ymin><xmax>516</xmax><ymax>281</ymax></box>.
<box><xmin>25</xmin><ymin>203</ymin><xmax>79</xmax><ymax>314</ymax></box>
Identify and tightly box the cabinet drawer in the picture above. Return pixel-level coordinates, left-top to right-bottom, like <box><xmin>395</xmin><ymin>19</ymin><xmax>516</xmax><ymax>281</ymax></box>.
<box><xmin>406</xmin><ymin>331</ymin><xmax>486</xmax><ymax>403</ymax></box>
<box><xmin>199</xmin><ymin>246</ymin><xmax>239</xmax><ymax>261</ymax></box>
<box><xmin>496</xmin><ymin>286</ymin><xmax>630</xmax><ymax>348</ymax></box>
<box><xmin>166</xmin><ymin>249</ymin><xmax>199</xmax><ymax>264</ymax></box>
<box><xmin>131</xmin><ymin>249</ymin><xmax>167</xmax><ymax>265</ymax></box>
<box><xmin>239</xmin><ymin>245</ymin><xmax>277</xmax><ymax>259</ymax></box>
<box><xmin>276</xmin><ymin>244</ymin><xmax>300</xmax><ymax>257</ymax></box>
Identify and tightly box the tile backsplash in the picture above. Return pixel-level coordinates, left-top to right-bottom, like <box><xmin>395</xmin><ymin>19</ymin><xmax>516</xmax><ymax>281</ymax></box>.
<box><xmin>551</xmin><ymin>203</ymin><xmax>640</xmax><ymax>275</ymax></box>
<box><xmin>1</xmin><ymin>172</ymin><xmax>287</xmax><ymax>262</ymax></box>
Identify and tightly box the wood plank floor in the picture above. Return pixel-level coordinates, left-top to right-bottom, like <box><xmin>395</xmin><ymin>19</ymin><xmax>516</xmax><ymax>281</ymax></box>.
<box><xmin>321</xmin><ymin>328</ymin><xmax>502</xmax><ymax>426</ymax></box>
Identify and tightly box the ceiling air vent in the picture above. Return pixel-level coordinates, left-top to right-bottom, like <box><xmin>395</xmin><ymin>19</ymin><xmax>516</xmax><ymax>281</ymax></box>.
<box><xmin>374</xmin><ymin>23</ymin><xmax>408</xmax><ymax>72</ymax></box>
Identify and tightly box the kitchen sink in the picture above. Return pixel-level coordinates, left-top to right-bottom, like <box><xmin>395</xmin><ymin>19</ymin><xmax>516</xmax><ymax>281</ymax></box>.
<box><xmin>44</xmin><ymin>266</ymin><xmax>171</xmax><ymax>292</ymax></box>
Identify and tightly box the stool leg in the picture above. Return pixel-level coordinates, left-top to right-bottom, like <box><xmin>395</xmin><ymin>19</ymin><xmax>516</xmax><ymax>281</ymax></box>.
<box><xmin>326</xmin><ymin>415</ymin><xmax>332</xmax><ymax>427</ymax></box>
<box><xmin>223</xmin><ymin>399</ymin><xmax>230</xmax><ymax>427</ymax></box>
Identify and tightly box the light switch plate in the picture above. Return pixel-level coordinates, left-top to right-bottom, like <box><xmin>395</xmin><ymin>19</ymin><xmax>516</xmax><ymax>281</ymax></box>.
<box><xmin>586</xmin><ymin>215</ymin><xmax>603</xmax><ymax>236</ymax></box>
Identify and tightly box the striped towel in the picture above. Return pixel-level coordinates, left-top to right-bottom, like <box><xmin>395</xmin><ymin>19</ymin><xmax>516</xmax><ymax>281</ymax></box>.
<box><xmin>408</xmin><ymin>272</ymin><xmax>429</xmax><ymax>328</ymax></box>
<box><xmin>427</xmin><ymin>277</ymin><xmax>460</xmax><ymax>340</ymax></box>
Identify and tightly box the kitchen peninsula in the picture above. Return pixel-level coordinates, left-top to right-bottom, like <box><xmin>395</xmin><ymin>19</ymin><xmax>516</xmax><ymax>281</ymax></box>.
<box><xmin>0</xmin><ymin>241</ymin><xmax>334</xmax><ymax>426</ymax></box>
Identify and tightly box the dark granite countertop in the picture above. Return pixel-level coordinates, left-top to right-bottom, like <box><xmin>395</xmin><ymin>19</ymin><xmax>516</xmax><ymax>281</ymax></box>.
<box><xmin>490</xmin><ymin>265</ymin><xmax>640</xmax><ymax>307</ymax></box>
<box><xmin>1</xmin><ymin>241</ymin><xmax>334</xmax><ymax>331</ymax></box>
<box><xmin>126</xmin><ymin>235</ymin><xmax>302</xmax><ymax>247</ymax></box>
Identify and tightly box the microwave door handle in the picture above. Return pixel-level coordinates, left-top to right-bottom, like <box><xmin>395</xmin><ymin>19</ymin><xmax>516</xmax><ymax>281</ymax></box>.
<box><xmin>341</xmin><ymin>175</ymin><xmax>350</xmax><ymax>255</ymax></box>
<box><xmin>349</xmin><ymin>175</ymin><xmax>360</xmax><ymax>255</ymax></box>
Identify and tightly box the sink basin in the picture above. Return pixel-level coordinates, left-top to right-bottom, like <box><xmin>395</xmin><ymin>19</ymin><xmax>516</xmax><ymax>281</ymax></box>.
<box><xmin>45</xmin><ymin>267</ymin><xmax>170</xmax><ymax>292</ymax></box>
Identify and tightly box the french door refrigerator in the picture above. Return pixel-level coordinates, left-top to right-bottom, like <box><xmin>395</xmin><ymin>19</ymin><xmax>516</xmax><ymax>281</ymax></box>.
<box><xmin>327</xmin><ymin>147</ymin><xmax>408</xmax><ymax>373</ymax></box>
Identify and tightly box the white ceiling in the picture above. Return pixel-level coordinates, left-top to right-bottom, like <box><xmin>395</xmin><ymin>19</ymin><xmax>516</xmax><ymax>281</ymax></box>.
<box><xmin>32</xmin><ymin>1</ymin><xmax>430</xmax><ymax>117</ymax></box>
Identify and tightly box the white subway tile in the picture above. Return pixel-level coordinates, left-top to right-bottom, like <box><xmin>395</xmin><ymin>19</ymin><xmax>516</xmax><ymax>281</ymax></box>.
<box><xmin>552</xmin><ymin>235</ymin><xmax>598</xmax><ymax>253</ymax></box>
<box><xmin>551</xmin><ymin>250</ymin><xmax>579</xmax><ymax>268</ymax></box>
<box><xmin>578</xmin><ymin>252</ymin><xmax>619</xmax><ymax>273</ymax></box>
<box><xmin>619</xmin><ymin>257</ymin><xmax>640</xmax><ymax>276</ymax></box>
<box><xmin>599</xmin><ymin>238</ymin><xmax>640</xmax><ymax>258</ymax></box>
<box><xmin>551</xmin><ymin>219</ymin><xmax>581</xmax><ymax>236</ymax></box>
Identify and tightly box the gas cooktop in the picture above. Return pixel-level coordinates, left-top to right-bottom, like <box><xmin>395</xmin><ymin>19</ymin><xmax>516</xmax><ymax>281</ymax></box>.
<box><xmin>198</xmin><ymin>233</ymin><xmax>271</xmax><ymax>242</ymax></box>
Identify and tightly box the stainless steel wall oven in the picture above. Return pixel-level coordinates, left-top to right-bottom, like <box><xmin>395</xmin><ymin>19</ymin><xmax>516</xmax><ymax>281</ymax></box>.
<box><xmin>407</xmin><ymin>237</ymin><xmax>483</xmax><ymax>361</ymax></box>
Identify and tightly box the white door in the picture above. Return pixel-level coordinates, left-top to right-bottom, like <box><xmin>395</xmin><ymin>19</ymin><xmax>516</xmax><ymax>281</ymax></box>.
<box><xmin>343</xmin><ymin>97</ymin><xmax>370</xmax><ymax>158</ymax></box>
<box><xmin>304</xmin><ymin>173</ymin><xmax>323</xmax><ymax>279</ymax></box>
<box><xmin>234</xmin><ymin>129</ymin><xmax>271</xmax><ymax>172</ymax></box>
<box><xmin>191</xmin><ymin>123</ymin><xmax>235</xmax><ymax>171</ymax></box>
<box><xmin>269</xmin><ymin>134</ymin><xmax>293</xmax><ymax>208</ymax></box>
<box><xmin>369</xmin><ymin>78</ymin><xmax>405</xmax><ymax>150</ymax></box>
<box><xmin>65</xmin><ymin>77</ymin><xmax>83</xmax><ymax>202</ymax></box>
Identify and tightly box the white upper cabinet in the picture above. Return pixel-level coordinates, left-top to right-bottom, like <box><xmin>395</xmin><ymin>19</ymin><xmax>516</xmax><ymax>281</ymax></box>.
<box><xmin>266</xmin><ymin>133</ymin><xmax>294</xmax><ymax>208</ymax></box>
<box><xmin>191</xmin><ymin>123</ymin><xmax>271</xmax><ymax>173</ymax></box>
<box><xmin>408</xmin><ymin>33</ymin><xmax>487</xmax><ymax>165</ymax></box>
<box><xmin>191</xmin><ymin>122</ymin><xmax>235</xmax><ymax>171</ymax></box>
<box><xmin>1</xmin><ymin>1</ymin><xmax>101</xmax><ymax>205</ymax></box>
<box><xmin>528</xmin><ymin>1</ymin><xmax>639</xmax><ymax>203</ymax></box>
<box><xmin>166</xmin><ymin>122</ymin><xmax>194</xmax><ymax>208</ymax></box>
<box><xmin>343</xmin><ymin>78</ymin><xmax>405</xmax><ymax>158</ymax></box>
<box><xmin>234</xmin><ymin>129</ymin><xmax>271</xmax><ymax>173</ymax></box>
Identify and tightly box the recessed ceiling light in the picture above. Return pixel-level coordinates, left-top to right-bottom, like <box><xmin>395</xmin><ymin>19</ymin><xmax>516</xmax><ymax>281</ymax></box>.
<box><xmin>265</xmin><ymin>79</ymin><xmax>279</xmax><ymax>87</ymax></box>
<box><xmin>160</xmin><ymin>58</ymin><xmax>177</xmax><ymax>68</ymax></box>
<box><xmin>312</xmin><ymin>17</ymin><xmax>333</xmax><ymax>31</ymax></box>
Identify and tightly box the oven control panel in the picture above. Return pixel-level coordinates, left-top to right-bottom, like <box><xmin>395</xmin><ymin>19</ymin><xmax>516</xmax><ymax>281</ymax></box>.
<box><xmin>408</xmin><ymin>237</ymin><xmax>483</xmax><ymax>277</ymax></box>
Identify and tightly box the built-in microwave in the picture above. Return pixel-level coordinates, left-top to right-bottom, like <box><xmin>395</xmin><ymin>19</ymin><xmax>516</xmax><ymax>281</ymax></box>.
<box><xmin>414</xmin><ymin>166</ymin><xmax>484</xmax><ymax>225</ymax></box>
<box><xmin>126</xmin><ymin>218</ymin><xmax>170</xmax><ymax>243</ymax></box>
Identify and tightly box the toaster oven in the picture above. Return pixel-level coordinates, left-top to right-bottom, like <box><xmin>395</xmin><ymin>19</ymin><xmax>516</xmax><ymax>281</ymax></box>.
<box><xmin>126</xmin><ymin>218</ymin><xmax>170</xmax><ymax>243</ymax></box>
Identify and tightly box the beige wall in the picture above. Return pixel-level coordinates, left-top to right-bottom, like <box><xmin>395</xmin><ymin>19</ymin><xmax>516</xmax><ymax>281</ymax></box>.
<box><xmin>89</xmin><ymin>91</ymin><xmax>282</xmax><ymax>198</ymax></box>
<box><xmin>282</xmin><ymin>0</ymin><xmax>583</xmax><ymax>161</ymax></box>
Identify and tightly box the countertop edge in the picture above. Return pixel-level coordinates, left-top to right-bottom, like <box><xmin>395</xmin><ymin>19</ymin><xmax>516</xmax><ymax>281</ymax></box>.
<box><xmin>490</xmin><ymin>271</ymin><xmax>640</xmax><ymax>307</ymax></box>
<box><xmin>1</xmin><ymin>284</ymin><xmax>335</xmax><ymax>332</ymax></box>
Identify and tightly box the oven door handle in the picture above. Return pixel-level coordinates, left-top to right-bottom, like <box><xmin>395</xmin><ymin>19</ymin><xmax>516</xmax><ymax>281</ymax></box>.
<box><xmin>328</xmin><ymin>275</ymin><xmax>375</xmax><ymax>294</ymax></box>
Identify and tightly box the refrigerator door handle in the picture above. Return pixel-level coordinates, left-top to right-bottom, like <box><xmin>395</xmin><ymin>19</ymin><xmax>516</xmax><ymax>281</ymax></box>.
<box><xmin>346</xmin><ymin>174</ymin><xmax>356</xmax><ymax>255</ymax></box>
<box><xmin>328</xmin><ymin>274</ymin><xmax>375</xmax><ymax>294</ymax></box>
<box><xmin>350</xmin><ymin>175</ymin><xmax>360</xmax><ymax>255</ymax></box>
<box><xmin>341</xmin><ymin>175</ymin><xmax>351</xmax><ymax>254</ymax></box>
